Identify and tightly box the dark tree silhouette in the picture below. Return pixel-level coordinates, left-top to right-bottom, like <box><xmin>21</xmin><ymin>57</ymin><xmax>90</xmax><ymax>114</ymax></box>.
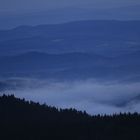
<box><xmin>0</xmin><ymin>94</ymin><xmax>140</xmax><ymax>140</ymax></box>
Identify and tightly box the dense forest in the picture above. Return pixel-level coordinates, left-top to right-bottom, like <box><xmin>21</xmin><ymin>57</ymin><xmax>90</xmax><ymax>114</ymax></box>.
<box><xmin>0</xmin><ymin>94</ymin><xmax>140</xmax><ymax>140</ymax></box>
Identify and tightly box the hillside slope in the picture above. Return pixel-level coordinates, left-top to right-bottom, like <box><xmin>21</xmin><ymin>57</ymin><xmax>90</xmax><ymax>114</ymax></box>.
<box><xmin>0</xmin><ymin>95</ymin><xmax>140</xmax><ymax>140</ymax></box>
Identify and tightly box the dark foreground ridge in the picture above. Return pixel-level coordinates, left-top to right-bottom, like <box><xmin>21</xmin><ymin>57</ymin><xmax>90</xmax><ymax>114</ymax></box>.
<box><xmin>0</xmin><ymin>95</ymin><xmax>140</xmax><ymax>140</ymax></box>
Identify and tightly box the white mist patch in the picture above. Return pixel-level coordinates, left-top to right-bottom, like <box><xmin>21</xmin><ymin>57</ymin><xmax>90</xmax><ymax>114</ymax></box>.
<box><xmin>2</xmin><ymin>79</ymin><xmax>140</xmax><ymax>115</ymax></box>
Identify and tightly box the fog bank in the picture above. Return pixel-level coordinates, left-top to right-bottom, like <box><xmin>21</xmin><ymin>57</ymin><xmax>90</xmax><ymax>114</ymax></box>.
<box><xmin>1</xmin><ymin>79</ymin><xmax>140</xmax><ymax>114</ymax></box>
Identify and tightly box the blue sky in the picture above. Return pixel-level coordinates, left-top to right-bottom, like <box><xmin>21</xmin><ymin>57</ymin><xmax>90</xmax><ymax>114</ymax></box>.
<box><xmin>0</xmin><ymin>0</ymin><xmax>140</xmax><ymax>15</ymax></box>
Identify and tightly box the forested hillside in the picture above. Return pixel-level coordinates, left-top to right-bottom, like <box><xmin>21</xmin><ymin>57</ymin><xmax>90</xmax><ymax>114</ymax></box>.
<box><xmin>0</xmin><ymin>95</ymin><xmax>140</xmax><ymax>140</ymax></box>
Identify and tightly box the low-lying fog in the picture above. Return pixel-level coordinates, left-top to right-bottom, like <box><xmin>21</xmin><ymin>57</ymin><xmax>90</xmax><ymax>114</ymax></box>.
<box><xmin>1</xmin><ymin>78</ymin><xmax>140</xmax><ymax>115</ymax></box>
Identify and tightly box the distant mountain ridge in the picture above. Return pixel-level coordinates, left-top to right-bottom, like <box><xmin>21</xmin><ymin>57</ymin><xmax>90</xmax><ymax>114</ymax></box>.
<box><xmin>0</xmin><ymin>51</ymin><xmax>140</xmax><ymax>81</ymax></box>
<box><xmin>0</xmin><ymin>20</ymin><xmax>140</xmax><ymax>81</ymax></box>
<box><xmin>0</xmin><ymin>20</ymin><xmax>140</xmax><ymax>56</ymax></box>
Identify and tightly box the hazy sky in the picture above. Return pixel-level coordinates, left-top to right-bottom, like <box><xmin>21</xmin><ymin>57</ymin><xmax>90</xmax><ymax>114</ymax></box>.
<box><xmin>0</xmin><ymin>0</ymin><xmax>140</xmax><ymax>14</ymax></box>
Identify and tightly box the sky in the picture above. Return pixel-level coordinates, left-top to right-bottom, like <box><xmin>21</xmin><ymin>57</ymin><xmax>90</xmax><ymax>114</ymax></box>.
<box><xmin>0</xmin><ymin>0</ymin><xmax>140</xmax><ymax>15</ymax></box>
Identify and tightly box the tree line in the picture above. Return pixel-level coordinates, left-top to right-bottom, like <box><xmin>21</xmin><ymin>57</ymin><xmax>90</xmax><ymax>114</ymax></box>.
<box><xmin>0</xmin><ymin>94</ymin><xmax>140</xmax><ymax>140</ymax></box>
